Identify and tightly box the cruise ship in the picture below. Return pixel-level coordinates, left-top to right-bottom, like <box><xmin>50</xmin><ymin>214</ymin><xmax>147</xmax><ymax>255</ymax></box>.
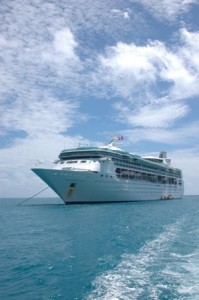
<box><xmin>32</xmin><ymin>138</ymin><xmax>184</xmax><ymax>204</ymax></box>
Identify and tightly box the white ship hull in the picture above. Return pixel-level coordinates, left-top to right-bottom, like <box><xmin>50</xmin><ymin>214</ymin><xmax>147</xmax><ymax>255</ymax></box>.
<box><xmin>32</xmin><ymin>168</ymin><xmax>184</xmax><ymax>204</ymax></box>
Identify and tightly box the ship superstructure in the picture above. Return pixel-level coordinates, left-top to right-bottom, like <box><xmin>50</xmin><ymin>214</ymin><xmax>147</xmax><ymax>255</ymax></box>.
<box><xmin>32</xmin><ymin>140</ymin><xmax>184</xmax><ymax>203</ymax></box>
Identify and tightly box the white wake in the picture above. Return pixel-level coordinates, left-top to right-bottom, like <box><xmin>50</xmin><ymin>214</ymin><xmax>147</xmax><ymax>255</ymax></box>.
<box><xmin>86</xmin><ymin>217</ymin><xmax>199</xmax><ymax>300</ymax></box>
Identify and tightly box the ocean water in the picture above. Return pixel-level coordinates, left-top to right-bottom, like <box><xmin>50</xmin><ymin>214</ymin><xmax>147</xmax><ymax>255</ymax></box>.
<box><xmin>0</xmin><ymin>196</ymin><xmax>199</xmax><ymax>300</ymax></box>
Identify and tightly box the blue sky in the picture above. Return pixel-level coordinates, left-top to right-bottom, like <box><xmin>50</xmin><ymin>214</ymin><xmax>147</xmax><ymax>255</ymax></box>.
<box><xmin>1</xmin><ymin>0</ymin><xmax>199</xmax><ymax>197</ymax></box>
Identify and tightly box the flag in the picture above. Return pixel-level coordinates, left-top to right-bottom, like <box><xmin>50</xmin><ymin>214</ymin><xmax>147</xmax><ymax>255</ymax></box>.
<box><xmin>118</xmin><ymin>136</ymin><xmax>124</xmax><ymax>140</ymax></box>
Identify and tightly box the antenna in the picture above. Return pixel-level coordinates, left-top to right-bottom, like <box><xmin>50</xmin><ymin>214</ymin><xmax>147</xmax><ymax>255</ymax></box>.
<box><xmin>159</xmin><ymin>151</ymin><xmax>167</xmax><ymax>159</ymax></box>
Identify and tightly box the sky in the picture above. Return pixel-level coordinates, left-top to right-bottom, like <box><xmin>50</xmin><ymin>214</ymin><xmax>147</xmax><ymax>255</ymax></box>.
<box><xmin>1</xmin><ymin>0</ymin><xmax>199</xmax><ymax>197</ymax></box>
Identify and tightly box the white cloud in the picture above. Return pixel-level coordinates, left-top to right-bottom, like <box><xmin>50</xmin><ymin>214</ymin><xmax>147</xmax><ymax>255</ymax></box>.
<box><xmin>180</xmin><ymin>28</ymin><xmax>199</xmax><ymax>74</ymax></box>
<box><xmin>159</xmin><ymin>30</ymin><xmax>199</xmax><ymax>99</ymax></box>
<box><xmin>121</xmin><ymin>121</ymin><xmax>199</xmax><ymax>145</ymax></box>
<box><xmin>98</xmin><ymin>32</ymin><xmax>199</xmax><ymax>100</ymax></box>
<box><xmin>111</xmin><ymin>9</ymin><xmax>130</xmax><ymax>19</ymax></box>
<box><xmin>54</xmin><ymin>28</ymin><xmax>77</xmax><ymax>56</ymax></box>
<box><xmin>98</xmin><ymin>41</ymin><xmax>160</xmax><ymax>99</ymax></box>
<box><xmin>136</xmin><ymin>0</ymin><xmax>198</xmax><ymax>21</ymax></box>
<box><xmin>0</xmin><ymin>94</ymin><xmax>80</xmax><ymax>138</ymax></box>
<box><xmin>0</xmin><ymin>15</ymin><xmax>84</xmax><ymax>140</ymax></box>
<box><xmin>115</xmin><ymin>102</ymin><xmax>189</xmax><ymax>128</ymax></box>
<box><xmin>42</xmin><ymin>28</ymin><xmax>81</xmax><ymax>67</ymax></box>
<box><xmin>96</xmin><ymin>28</ymin><xmax>199</xmax><ymax>128</ymax></box>
<box><xmin>0</xmin><ymin>35</ymin><xmax>11</xmax><ymax>48</ymax></box>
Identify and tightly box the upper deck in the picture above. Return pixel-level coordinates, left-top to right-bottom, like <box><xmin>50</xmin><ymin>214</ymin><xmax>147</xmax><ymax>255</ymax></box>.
<box><xmin>59</xmin><ymin>146</ymin><xmax>139</xmax><ymax>161</ymax></box>
<box><xmin>58</xmin><ymin>145</ymin><xmax>182</xmax><ymax>178</ymax></box>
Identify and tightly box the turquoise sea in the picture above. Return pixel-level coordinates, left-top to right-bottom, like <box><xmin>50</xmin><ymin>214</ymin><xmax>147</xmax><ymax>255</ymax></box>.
<box><xmin>0</xmin><ymin>196</ymin><xmax>199</xmax><ymax>300</ymax></box>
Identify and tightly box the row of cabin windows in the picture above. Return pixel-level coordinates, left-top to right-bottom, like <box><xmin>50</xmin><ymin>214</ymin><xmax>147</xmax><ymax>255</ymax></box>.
<box><xmin>60</xmin><ymin>160</ymin><xmax>98</xmax><ymax>164</ymax></box>
<box><xmin>116</xmin><ymin>173</ymin><xmax>181</xmax><ymax>184</ymax></box>
<box><xmin>114</xmin><ymin>162</ymin><xmax>181</xmax><ymax>178</ymax></box>
<box><xmin>115</xmin><ymin>168</ymin><xmax>182</xmax><ymax>182</ymax></box>
<box><xmin>113</xmin><ymin>158</ymin><xmax>181</xmax><ymax>176</ymax></box>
